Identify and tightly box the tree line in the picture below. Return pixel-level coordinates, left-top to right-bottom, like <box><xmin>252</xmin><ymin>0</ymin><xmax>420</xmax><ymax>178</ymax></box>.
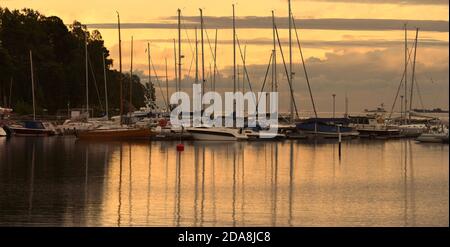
<box><xmin>0</xmin><ymin>8</ymin><xmax>155</xmax><ymax>116</ymax></box>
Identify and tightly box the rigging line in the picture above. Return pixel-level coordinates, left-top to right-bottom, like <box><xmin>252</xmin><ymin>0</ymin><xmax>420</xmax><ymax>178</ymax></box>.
<box><xmin>256</xmin><ymin>52</ymin><xmax>274</xmax><ymax>112</ymax></box>
<box><xmin>87</xmin><ymin>54</ymin><xmax>104</xmax><ymax>112</ymax></box>
<box><xmin>149</xmin><ymin>56</ymin><xmax>168</xmax><ymax>109</ymax></box>
<box><xmin>180</xmin><ymin>13</ymin><xmax>196</xmax><ymax>79</ymax></box>
<box><xmin>204</xmin><ymin>27</ymin><xmax>222</xmax><ymax>79</ymax></box>
<box><xmin>273</xmin><ymin>19</ymin><xmax>299</xmax><ymax>120</ymax></box>
<box><xmin>388</xmin><ymin>37</ymin><xmax>416</xmax><ymax>119</ymax></box>
<box><xmin>292</xmin><ymin>15</ymin><xmax>318</xmax><ymax>119</ymax></box>
<box><xmin>235</xmin><ymin>34</ymin><xmax>257</xmax><ymax>106</ymax></box>
<box><xmin>414</xmin><ymin>77</ymin><xmax>425</xmax><ymax>110</ymax></box>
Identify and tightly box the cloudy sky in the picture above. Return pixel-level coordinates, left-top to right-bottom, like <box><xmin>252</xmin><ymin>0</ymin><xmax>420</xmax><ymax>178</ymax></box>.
<box><xmin>2</xmin><ymin>0</ymin><xmax>449</xmax><ymax>113</ymax></box>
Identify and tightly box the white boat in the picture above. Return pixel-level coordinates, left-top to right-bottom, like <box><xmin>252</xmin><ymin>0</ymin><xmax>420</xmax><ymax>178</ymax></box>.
<box><xmin>56</xmin><ymin>119</ymin><xmax>99</xmax><ymax>135</ymax></box>
<box><xmin>416</xmin><ymin>133</ymin><xmax>449</xmax><ymax>143</ymax></box>
<box><xmin>416</xmin><ymin>126</ymin><xmax>449</xmax><ymax>143</ymax></box>
<box><xmin>186</xmin><ymin>127</ymin><xmax>248</xmax><ymax>141</ymax></box>
<box><xmin>396</xmin><ymin>124</ymin><xmax>427</xmax><ymax>137</ymax></box>
<box><xmin>242</xmin><ymin>128</ymin><xmax>286</xmax><ymax>140</ymax></box>
<box><xmin>0</xmin><ymin>126</ymin><xmax>7</xmax><ymax>137</ymax></box>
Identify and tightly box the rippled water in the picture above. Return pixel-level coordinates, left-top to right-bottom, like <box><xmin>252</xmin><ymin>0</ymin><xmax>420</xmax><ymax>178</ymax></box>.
<box><xmin>0</xmin><ymin>137</ymin><xmax>448</xmax><ymax>226</ymax></box>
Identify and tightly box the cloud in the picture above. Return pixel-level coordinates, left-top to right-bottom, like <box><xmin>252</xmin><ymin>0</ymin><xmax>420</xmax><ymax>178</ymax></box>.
<box><xmin>87</xmin><ymin>17</ymin><xmax>449</xmax><ymax>32</ymax></box>
<box><xmin>134</xmin><ymin>38</ymin><xmax>449</xmax><ymax>48</ymax></box>
<box><xmin>305</xmin><ymin>0</ymin><xmax>449</xmax><ymax>5</ymax></box>
<box><xmin>143</xmin><ymin>47</ymin><xmax>448</xmax><ymax>112</ymax></box>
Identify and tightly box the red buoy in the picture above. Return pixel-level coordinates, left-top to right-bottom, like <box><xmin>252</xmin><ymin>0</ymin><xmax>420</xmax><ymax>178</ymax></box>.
<box><xmin>176</xmin><ymin>143</ymin><xmax>184</xmax><ymax>152</ymax></box>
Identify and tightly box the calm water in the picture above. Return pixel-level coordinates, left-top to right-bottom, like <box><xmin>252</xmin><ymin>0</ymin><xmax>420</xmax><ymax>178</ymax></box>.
<box><xmin>0</xmin><ymin>137</ymin><xmax>448</xmax><ymax>226</ymax></box>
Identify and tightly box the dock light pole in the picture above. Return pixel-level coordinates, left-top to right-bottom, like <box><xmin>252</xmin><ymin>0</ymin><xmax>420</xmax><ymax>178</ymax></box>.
<box><xmin>332</xmin><ymin>94</ymin><xmax>336</xmax><ymax>119</ymax></box>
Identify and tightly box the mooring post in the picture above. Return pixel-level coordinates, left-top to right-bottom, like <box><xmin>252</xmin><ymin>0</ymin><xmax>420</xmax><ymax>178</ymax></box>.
<box><xmin>338</xmin><ymin>125</ymin><xmax>342</xmax><ymax>159</ymax></box>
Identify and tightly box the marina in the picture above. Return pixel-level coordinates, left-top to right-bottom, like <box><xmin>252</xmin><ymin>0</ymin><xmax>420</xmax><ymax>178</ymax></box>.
<box><xmin>0</xmin><ymin>0</ymin><xmax>448</xmax><ymax>230</ymax></box>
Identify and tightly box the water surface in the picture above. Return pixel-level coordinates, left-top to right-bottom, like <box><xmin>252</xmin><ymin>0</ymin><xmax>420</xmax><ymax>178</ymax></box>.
<box><xmin>0</xmin><ymin>137</ymin><xmax>448</xmax><ymax>226</ymax></box>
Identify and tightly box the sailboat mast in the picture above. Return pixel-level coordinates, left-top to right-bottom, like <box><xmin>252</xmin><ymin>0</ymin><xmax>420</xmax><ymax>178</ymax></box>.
<box><xmin>103</xmin><ymin>52</ymin><xmax>109</xmax><ymax>119</ymax></box>
<box><xmin>195</xmin><ymin>27</ymin><xmax>199</xmax><ymax>84</ymax></box>
<box><xmin>288</xmin><ymin>0</ymin><xmax>293</xmax><ymax>122</ymax></box>
<box><xmin>129</xmin><ymin>36</ymin><xmax>134</xmax><ymax>114</ymax></box>
<box><xmin>243</xmin><ymin>45</ymin><xmax>246</xmax><ymax>93</ymax></box>
<box><xmin>232</xmin><ymin>4</ymin><xmax>236</xmax><ymax>128</ymax></box>
<box><xmin>200</xmin><ymin>8</ymin><xmax>205</xmax><ymax>94</ymax></box>
<box><xmin>165</xmin><ymin>58</ymin><xmax>169</xmax><ymax>112</ymax></box>
<box><xmin>404</xmin><ymin>24</ymin><xmax>408</xmax><ymax>123</ymax></box>
<box><xmin>344</xmin><ymin>93</ymin><xmax>348</xmax><ymax>118</ymax></box>
<box><xmin>409</xmin><ymin>28</ymin><xmax>419</xmax><ymax>119</ymax></box>
<box><xmin>178</xmin><ymin>9</ymin><xmax>182</xmax><ymax>94</ymax></box>
<box><xmin>173</xmin><ymin>39</ymin><xmax>178</xmax><ymax>90</ymax></box>
<box><xmin>29</xmin><ymin>50</ymin><xmax>36</xmax><ymax>121</ymax></box>
<box><xmin>233</xmin><ymin>4</ymin><xmax>236</xmax><ymax>95</ymax></box>
<box><xmin>272</xmin><ymin>11</ymin><xmax>277</xmax><ymax>93</ymax></box>
<box><xmin>117</xmin><ymin>11</ymin><xmax>123</xmax><ymax>125</ymax></box>
<box><xmin>85</xmin><ymin>30</ymin><xmax>89</xmax><ymax>117</ymax></box>
<box><xmin>213</xmin><ymin>29</ymin><xmax>218</xmax><ymax>92</ymax></box>
<box><xmin>147</xmin><ymin>42</ymin><xmax>151</xmax><ymax>104</ymax></box>
<box><xmin>209</xmin><ymin>63</ymin><xmax>213</xmax><ymax>90</ymax></box>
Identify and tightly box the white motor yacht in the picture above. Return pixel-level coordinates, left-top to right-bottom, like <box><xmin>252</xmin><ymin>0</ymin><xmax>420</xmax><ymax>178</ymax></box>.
<box><xmin>186</xmin><ymin>127</ymin><xmax>248</xmax><ymax>141</ymax></box>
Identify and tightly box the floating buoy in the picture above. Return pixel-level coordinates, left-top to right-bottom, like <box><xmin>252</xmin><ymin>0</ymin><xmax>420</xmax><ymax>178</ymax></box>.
<box><xmin>176</xmin><ymin>143</ymin><xmax>184</xmax><ymax>152</ymax></box>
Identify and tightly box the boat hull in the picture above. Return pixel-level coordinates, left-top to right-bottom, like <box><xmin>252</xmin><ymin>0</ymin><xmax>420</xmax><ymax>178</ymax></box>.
<box><xmin>4</xmin><ymin>126</ymin><xmax>55</xmax><ymax>137</ymax></box>
<box><xmin>76</xmin><ymin>128</ymin><xmax>154</xmax><ymax>140</ymax></box>
<box><xmin>187</xmin><ymin>128</ymin><xmax>248</xmax><ymax>141</ymax></box>
<box><xmin>357</xmin><ymin>129</ymin><xmax>401</xmax><ymax>139</ymax></box>
<box><xmin>189</xmin><ymin>132</ymin><xmax>238</xmax><ymax>141</ymax></box>
<box><xmin>416</xmin><ymin>133</ymin><xmax>449</xmax><ymax>143</ymax></box>
<box><xmin>296</xmin><ymin>121</ymin><xmax>359</xmax><ymax>139</ymax></box>
<box><xmin>0</xmin><ymin>126</ymin><xmax>6</xmax><ymax>137</ymax></box>
<box><xmin>301</xmin><ymin>130</ymin><xmax>360</xmax><ymax>139</ymax></box>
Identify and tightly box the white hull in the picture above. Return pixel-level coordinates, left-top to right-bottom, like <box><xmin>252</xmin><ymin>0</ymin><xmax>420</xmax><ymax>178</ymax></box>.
<box><xmin>190</xmin><ymin>132</ymin><xmax>238</xmax><ymax>141</ymax></box>
<box><xmin>416</xmin><ymin>133</ymin><xmax>448</xmax><ymax>143</ymax></box>
<box><xmin>0</xmin><ymin>126</ymin><xmax>6</xmax><ymax>136</ymax></box>
<box><xmin>187</xmin><ymin>127</ymin><xmax>248</xmax><ymax>141</ymax></box>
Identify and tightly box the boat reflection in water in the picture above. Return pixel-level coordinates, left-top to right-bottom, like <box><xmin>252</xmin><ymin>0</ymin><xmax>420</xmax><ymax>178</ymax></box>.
<box><xmin>0</xmin><ymin>137</ymin><xmax>448</xmax><ymax>226</ymax></box>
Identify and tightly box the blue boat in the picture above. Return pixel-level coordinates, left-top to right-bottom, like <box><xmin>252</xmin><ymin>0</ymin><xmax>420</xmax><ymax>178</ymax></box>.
<box><xmin>295</xmin><ymin>119</ymin><xmax>359</xmax><ymax>138</ymax></box>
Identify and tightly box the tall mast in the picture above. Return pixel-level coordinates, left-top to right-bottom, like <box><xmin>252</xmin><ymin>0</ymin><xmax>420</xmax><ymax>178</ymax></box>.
<box><xmin>404</xmin><ymin>23</ymin><xmax>408</xmax><ymax>123</ymax></box>
<box><xmin>85</xmin><ymin>29</ymin><xmax>89</xmax><ymax>118</ymax></box>
<box><xmin>243</xmin><ymin>45</ymin><xmax>247</xmax><ymax>93</ymax></box>
<box><xmin>288</xmin><ymin>0</ymin><xmax>293</xmax><ymax>122</ymax></box>
<box><xmin>213</xmin><ymin>29</ymin><xmax>218</xmax><ymax>92</ymax></box>
<box><xmin>178</xmin><ymin>9</ymin><xmax>182</xmax><ymax>94</ymax></box>
<box><xmin>165</xmin><ymin>58</ymin><xmax>169</xmax><ymax>112</ymax></box>
<box><xmin>103</xmin><ymin>51</ymin><xmax>109</xmax><ymax>119</ymax></box>
<box><xmin>233</xmin><ymin>4</ymin><xmax>236</xmax><ymax>95</ymax></box>
<box><xmin>232</xmin><ymin>4</ymin><xmax>236</xmax><ymax>127</ymax></box>
<box><xmin>200</xmin><ymin>8</ymin><xmax>205</xmax><ymax>94</ymax></box>
<box><xmin>29</xmin><ymin>50</ymin><xmax>36</xmax><ymax>121</ymax></box>
<box><xmin>344</xmin><ymin>92</ymin><xmax>348</xmax><ymax>118</ymax></box>
<box><xmin>409</xmin><ymin>27</ymin><xmax>419</xmax><ymax>119</ymax></box>
<box><xmin>117</xmin><ymin>11</ymin><xmax>123</xmax><ymax>125</ymax></box>
<box><xmin>209</xmin><ymin>63</ymin><xmax>213</xmax><ymax>90</ymax></box>
<box><xmin>195</xmin><ymin>27</ymin><xmax>199</xmax><ymax>84</ymax></box>
<box><xmin>272</xmin><ymin>11</ymin><xmax>277</xmax><ymax>93</ymax></box>
<box><xmin>147</xmin><ymin>42</ymin><xmax>151</xmax><ymax>107</ymax></box>
<box><xmin>129</xmin><ymin>35</ymin><xmax>133</xmax><ymax>113</ymax></box>
<box><xmin>173</xmin><ymin>39</ymin><xmax>178</xmax><ymax>90</ymax></box>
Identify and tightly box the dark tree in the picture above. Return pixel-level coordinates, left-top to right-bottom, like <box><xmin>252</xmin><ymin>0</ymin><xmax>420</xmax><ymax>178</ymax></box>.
<box><xmin>0</xmin><ymin>8</ymin><xmax>153</xmax><ymax>116</ymax></box>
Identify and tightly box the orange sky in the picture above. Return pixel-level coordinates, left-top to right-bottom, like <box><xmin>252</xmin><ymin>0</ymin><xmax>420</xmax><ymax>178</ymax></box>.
<box><xmin>2</xmin><ymin>0</ymin><xmax>449</xmax><ymax>112</ymax></box>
